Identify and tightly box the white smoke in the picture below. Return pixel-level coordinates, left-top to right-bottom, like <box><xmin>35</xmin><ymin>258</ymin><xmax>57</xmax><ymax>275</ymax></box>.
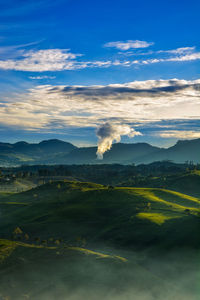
<box><xmin>96</xmin><ymin>122</ymin><xmax>142</xmax><ymax>159</ymax></box>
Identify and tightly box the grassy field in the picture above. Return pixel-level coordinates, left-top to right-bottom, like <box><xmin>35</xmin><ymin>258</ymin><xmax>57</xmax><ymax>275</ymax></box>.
<box><xmin>116</xmin><ymin>170</ymin><xmax>200</xmax><ymax>199</ymax></box>
<box><xmin>0</xmin><ymin>180</ymin><xmax>199</xmax><ymax>249</ymax></box>
<box><xmin>0</xmin><ymin>180</ymin><xmax>200</xmax><ymax>299</ymax></box>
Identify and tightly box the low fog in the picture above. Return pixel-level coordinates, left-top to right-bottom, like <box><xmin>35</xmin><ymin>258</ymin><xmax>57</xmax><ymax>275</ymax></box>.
<box><xmin>0</xmin><ymin>245</ymin><xmax>199</xmax><ymax>300</ymax></box>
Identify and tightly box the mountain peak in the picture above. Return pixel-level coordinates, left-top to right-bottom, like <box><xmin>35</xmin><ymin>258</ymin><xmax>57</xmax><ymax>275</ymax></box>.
<box><xmin>39</xmin><ymin>139</ymin><xmax>70</xmax><ymax>145</ymax></box>
<box><xmin>38</xmin><ymin>139</ymin><xmax>76</xmax><ymax>153</ymax></box>
<box><xmin>14</xmin><ymin>141</ymin><xmax>29</xmax><ymax>146</ymax></box>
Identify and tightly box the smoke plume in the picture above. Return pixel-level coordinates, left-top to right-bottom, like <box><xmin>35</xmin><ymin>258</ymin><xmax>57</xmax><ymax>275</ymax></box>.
<box><xmin>96</xmin><ymin>122</ymin><xmax>142</xmax><ymax>159</ymax></box>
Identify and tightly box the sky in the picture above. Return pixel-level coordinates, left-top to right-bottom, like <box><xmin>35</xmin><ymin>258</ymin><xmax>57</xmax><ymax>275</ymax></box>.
<box><xmin>0</xmin><ymin>0</ymin><xmax>200</xmax><ymax>147</ymax></box>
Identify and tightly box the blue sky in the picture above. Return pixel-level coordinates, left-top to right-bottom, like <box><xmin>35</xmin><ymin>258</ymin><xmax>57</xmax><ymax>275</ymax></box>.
<box><xmin>0</xmin><ymin>0</ymin><xmax>200</xmax><ymax>147</ymax></box>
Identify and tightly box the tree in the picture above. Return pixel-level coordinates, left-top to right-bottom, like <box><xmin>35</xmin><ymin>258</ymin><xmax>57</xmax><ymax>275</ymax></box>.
<box><xmin>24</xmin><ymin>233</ymin><xmax>29</xmax><ymax>240</ymax></box>
<box><xmin>184</xmin><ymin>208</ymin><xmax>190</xmax><ymax>215</ymax></box>
<box><xmin>108</xmin><ymin>185</ymin><xmax>114</xmax><ymax>190</ymax></box>
<box><xmin>13</xmin><ymin>227</ymin><xmax>23</xmax><ymax>240</ymax></box>
<box><xmin>34</xmin><ymin>237</ymin><xmax>40</xmax><ymax>244</ymax></box>
<box><xmin>13</xmin><ymin>227</ymin><xmax>23</xmax><ymax>235</ymax></box>
<box><xmin>147</xmin><ymin>202</ymin><xmax>151</xmax><ymax>210</ymax></box>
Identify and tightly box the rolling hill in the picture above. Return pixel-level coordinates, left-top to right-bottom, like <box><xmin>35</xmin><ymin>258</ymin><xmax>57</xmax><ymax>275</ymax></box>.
<box><xmin>0</xmin><ymin>181</ymin><xmax>200</xmax><ymax>299</ymax></box>
<box><xmin>161</xmin><ymin>170</ymin><xmax>200</xmax><ymax>197</ymax></box>
<box><xmin>0</xmin><ymin>180</ymin><xmax>200</xmax><ymax>249</ymax></box>
<box><xmin>117</xmin><ymin>170</ymin><xmax>200</xmax><ymax>198</ymax></box>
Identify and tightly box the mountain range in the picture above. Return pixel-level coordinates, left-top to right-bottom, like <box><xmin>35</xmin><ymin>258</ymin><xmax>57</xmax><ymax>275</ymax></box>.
<box><xmin>0</xmin><ymin>138</ymin><xmax>200</xmax><ymax>166</ymax></box>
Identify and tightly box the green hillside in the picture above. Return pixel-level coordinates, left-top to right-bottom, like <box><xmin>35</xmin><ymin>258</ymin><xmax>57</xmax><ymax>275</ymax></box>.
<box><xmin>165</xmin><ymin>170</ymin><xmax>200</xmax><ymax>197</ymax></box>
<box><xmin>0</xmin><ymin>178</ymin><xmax>37</xmax><ymax>193</ymax></box>
<box><xmin>0</xmin><ymin>181</ymin><xmax>200</xmax><ymax>299</ymax></box>
<box><xmin>117</xmin><ymin>170</ymin><xmax>200</xmax><ymax>198</ymax></box>
<box><xmin>0</xmin><ymin>181</ymin><xmax>200</xmax><ymax>249</ymax></box>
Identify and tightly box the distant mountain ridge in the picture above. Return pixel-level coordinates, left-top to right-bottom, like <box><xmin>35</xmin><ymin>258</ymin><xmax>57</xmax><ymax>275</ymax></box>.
<box><xmin>0</xmin><ymin>139</ymin><xmax>76</xmax><ymax>153</ymax></box>
<box><xmin>0</xmin><ymin>138</ymin><xmax>200</xmax><ymax>166</ymax></box>
<box><xmin>0</xmin><ymin>139</ymin><xmax>76</xmax><ymax>166</ymax></box>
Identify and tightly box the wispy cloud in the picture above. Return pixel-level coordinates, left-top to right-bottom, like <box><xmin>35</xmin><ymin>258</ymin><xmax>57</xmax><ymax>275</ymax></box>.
<box><xmin>0</xmin><ymin>43</ymin><xmax>199</xmax><ymax>72</ymax></box>
<box><xmin>166</xmin><ymin>52</ymin><xmax>200</xmax><ymax>62</ymax></box>
<box><xmin>0</xmin><ymin>40</ymin><xmax>44</xmax><ymax>59</ymax></box>
<box><xmin>157</xmin><ymin>47</ymin><xmax>195</xmax><ymax>55</ymax></box>
<box><xmin>136</xmin><ymin>52</ymin><xmax>200</xmax><ymax>65</ymax></box>
<box><xmin>104</xmin><ymin>40</ymin><xmax>154</xmax><ymax>50</ymax></box>
<box><xmin>118</xmin><ymin>50</ymin><xmax>154</xmax><ymax>56</ymax></box>
<box><xmin>29</xmin><ymin>75</ymin><xmax>56</xmax><ymax>80</ymax></box>
<box><xmin>0</xmin><ymin>49</ymin><xmax>82</xmax><ymax>72</ymax></box>
<box><xmin>115</xmin><ymin>46</ymin><xmax>200</xmax><ymax>65</ymax></box>
<box><xmin>157</xmin><ymin>130</ymin><xmax>200</xmax><ymax>139</ymax></box>
<box><xmin>0</xmin><ymin>47</ymin><xmax>114</xmax><ymax>72</ymax></box>
<box><xmin>118</xmin><ymin>47</ymin><xmax>195</xmax><ymax>57</ymax></box>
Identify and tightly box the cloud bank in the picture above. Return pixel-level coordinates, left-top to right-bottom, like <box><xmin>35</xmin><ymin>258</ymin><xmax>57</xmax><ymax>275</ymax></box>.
<box><xmin>0</xmin><ymin>79</ymin><xmax>200</xmax><ymax>143</ymax></box>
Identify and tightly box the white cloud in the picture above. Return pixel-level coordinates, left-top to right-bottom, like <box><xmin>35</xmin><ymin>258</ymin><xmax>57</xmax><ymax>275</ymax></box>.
<box><xmin>158</xmin><ymin>130</ymin><xmax>200</xmax><ymax>139</ymax></box>
<box><xmin>157</xmin><ymin>47</ymin><xmax>195</xmax><ymax>54</ymax></box>
<box><xmin>29</xmin><ymin>75</ymin><xmax>56</xmax><ymax>80</ymax></box>
<box><xmin>117</xmin><ymin>47</ymin><xmax>195</xmax><ymax>57</ymax></box>
<box><xmin>118</xmin><ymin>50</ymin><xmax>154</xmax><ymax>56</ymax></box>
<box><xmin>112</xmin><ymin>47</ymin><xmax>200</xmax><ymax>65</ymax></box>
<box><xmin>0</xmin><ymin>44</ymin><xmax>199</xmax><ymax>72</ymax></box>
<box><xmin>167</xmin><ymin>52</ymin><xmax>200</xmax><ymax>62</ymax></box>
<box><xmin>0</xmin><ymin>41</ymin><xmax>42</xmax><ymax>57</ymax></box>
<box><xmin>114</xmin><ymin>46</ymin><xmax>200</xmax><ymax>65</ymax></box>
<box><xmin>133</xmin><ymin>52</ymin><xmax>200</xmax><ymax>65</ymax></box>
<box><xmin>0</xmin><ymin>49</ymin><xmax>82</xmax><ymax>72</ymax></box>
<box><xmin>104</xmin><ymin>40</ymin><xmax>154</xmax><ymax>50</ymax></box>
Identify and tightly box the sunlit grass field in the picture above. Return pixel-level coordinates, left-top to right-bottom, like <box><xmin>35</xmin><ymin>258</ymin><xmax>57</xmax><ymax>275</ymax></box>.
<box><xmin>0</xmin><ymin>180</ymin><xmax>199</xmax><ymax>249</ymax></box>
<box><xmin>0</xmin><ymin>180</ymin><xmax>200</xmax><ymax>299</ymax></box>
